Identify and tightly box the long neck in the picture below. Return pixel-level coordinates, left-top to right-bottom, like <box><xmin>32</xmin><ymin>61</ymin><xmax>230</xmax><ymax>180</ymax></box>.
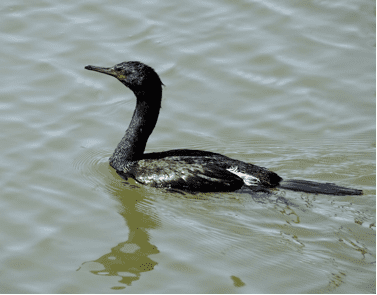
<box><xmin>109</xmin><ymin>91</ymin><xmax>161</xmax><ymax>171</ymax></box>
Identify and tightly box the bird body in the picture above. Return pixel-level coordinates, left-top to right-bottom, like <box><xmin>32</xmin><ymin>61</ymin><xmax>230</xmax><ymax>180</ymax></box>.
<box><xmin>115</xmin><ymin>149</ymin><xmax>281</xmax><ymax>192</ymax></box>
<box><xmin>85</xmin><ymin>61</ymin><xmax>362</xmax><ymax>195</ymax></box>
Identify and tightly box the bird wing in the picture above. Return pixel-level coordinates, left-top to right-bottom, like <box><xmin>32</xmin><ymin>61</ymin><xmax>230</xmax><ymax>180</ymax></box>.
<box><xmin>129</xmin><ymin>157</ymin><xmax>244</xmax><ymax>192</ymax></box>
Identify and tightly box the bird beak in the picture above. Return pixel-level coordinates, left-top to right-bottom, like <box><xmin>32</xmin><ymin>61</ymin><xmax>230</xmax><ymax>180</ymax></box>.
<box><xmin>85</xmin><ymin>65</ymin><xmax>118</xmax><ymax>78</ymax></box>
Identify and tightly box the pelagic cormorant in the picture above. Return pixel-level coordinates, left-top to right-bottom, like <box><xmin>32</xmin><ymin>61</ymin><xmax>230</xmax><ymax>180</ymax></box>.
<box><xmin>85</xmin><ymin>61</ymin><xmax>362</xmax><ymax>195</ymax></box>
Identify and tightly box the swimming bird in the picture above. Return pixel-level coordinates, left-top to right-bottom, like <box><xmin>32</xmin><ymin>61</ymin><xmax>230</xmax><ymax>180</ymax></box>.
<box><xmin>85</xmin><ymin>61</ymin><xmax>362</xmax><ymax>195</ymax></box>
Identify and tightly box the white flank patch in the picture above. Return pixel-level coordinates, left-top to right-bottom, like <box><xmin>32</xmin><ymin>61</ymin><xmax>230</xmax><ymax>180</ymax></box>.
<box><xmin>227</xmin><ymin>166</ymin><xmax>260</xmax><ymax>186</ymax></box>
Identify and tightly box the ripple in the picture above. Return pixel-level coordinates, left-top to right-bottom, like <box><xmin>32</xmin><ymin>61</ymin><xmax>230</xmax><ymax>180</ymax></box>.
<box><xmin>0</xmin><ymin>0</ymin><xmax>374</xmax><ymax>293</ymax></box>
<box><xmin>72</xmin><ymin>148</ymin><xmax>115</xmax><ymax>190</ymax></box>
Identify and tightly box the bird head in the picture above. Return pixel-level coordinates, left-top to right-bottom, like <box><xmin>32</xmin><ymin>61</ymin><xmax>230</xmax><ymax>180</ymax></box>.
<box><xmin>85</xmin><ymin>61</ymin><xmax>163</xmax><ymax>97</ymax></box>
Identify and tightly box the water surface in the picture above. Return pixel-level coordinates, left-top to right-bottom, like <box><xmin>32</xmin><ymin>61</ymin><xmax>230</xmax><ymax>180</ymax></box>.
<box><xmin>0</xmin><ymin>0</ymin><xmax>375</xmax><ymax>293</ymax></box>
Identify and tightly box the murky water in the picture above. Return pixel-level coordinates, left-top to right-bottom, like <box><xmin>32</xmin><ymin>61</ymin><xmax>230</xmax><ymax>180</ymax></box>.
<box><xmin>1</xmin><ymin>0</ymin><xmax>375</xmax><ymax>293</ymax></box>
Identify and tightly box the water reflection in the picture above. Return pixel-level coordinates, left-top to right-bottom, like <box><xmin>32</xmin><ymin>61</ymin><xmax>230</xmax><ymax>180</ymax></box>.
<box><xmin>230</xmin><ymin>275</ymin><xmax>245</xmax><ymax>287</ymax></box>
<box><xmin>78</xmin><ymin>183</ymin><xmax>159</xmax><ymax>288</ymax></box>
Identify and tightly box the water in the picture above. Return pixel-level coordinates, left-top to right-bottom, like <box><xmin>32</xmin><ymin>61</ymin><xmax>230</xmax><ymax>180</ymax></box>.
<box><xmin>1</xmin><ymin>0</ymin><xmax>375</xmax><ymax>293</ymax></box>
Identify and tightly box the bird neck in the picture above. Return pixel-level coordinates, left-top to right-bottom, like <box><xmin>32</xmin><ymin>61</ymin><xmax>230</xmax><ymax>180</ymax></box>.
<box><xmin>109</xmin><ymin>92</ymin><xmax>161</xmax><ymax>171</ymax></box>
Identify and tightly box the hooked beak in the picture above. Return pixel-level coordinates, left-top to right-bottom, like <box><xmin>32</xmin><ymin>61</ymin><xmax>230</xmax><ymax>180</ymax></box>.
<box><xmin>85</xmin><ymin>65</ymin><xmax>118</xmax><ymax>78</ymax></box>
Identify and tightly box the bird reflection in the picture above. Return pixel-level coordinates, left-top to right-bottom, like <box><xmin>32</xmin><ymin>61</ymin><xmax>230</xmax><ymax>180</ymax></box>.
<box><xmin>88</xmin><ymin>239</ymin><xmax>158</xmax><ymax>286</ymax></box>
<box><xmin>77</xmin><ymin>182</ymin><xmax>159</xmax><ymax>288</ymax></box>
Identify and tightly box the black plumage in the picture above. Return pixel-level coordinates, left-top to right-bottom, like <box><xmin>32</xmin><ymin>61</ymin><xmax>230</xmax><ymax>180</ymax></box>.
<box><xmin>85</xmin><ymin>61</ymin><xmax>362</xmax><ymax>195</ymax></box>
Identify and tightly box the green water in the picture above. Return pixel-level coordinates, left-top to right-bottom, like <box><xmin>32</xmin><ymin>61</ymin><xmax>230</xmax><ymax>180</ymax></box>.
<box><xmin>1</xmin><ymin>0</ymin><xmax>375</xmax><ymax>293</ymax></box>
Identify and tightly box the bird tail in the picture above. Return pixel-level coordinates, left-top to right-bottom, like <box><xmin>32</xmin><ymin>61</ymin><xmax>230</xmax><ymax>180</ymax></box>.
<box><xmin>278</xmin><ymin>179</ymin><xmax>362</xmax><ymax>195</ymax></box>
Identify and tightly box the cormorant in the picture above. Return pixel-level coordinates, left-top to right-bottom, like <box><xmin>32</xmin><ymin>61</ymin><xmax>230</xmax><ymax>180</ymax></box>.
<box><xmin>85</xmin><ymin>61</ymin><xmax>362</xmax><ymax>195</ymax></box>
